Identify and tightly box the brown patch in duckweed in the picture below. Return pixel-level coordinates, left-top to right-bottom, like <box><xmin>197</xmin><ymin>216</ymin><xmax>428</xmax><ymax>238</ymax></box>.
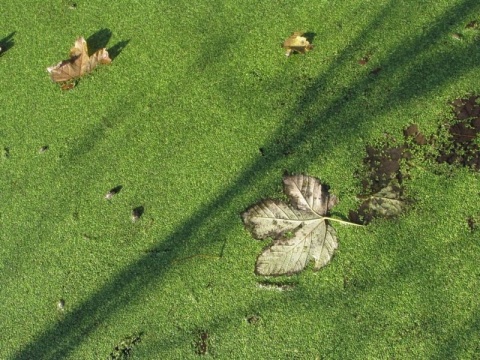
<box><xmin>194</xmin><ymin>330</ymin><xmax>210</xmax><ymax>355</ymax></box>
<box><xmin>246</xmin><ymin>314</ymin><xmax>261</xmax><ymax>325</ymax></box>
<box><xmin>467</xmin><ymin>216</ymin><xmax>477</xmax><ymax>231</ymax></box>
<box><xmin>467</xmin><ymin>214</ymin><xmax>480</xmax><ymax>231</ymax></box>
<box><xmin>349</xmin><ymin>138</ymin><xmax>413</xmax><ymax>224</ymax></box>
<box><xmin>437</xmin><ymin>95</ymin><xmax>480</xmax><ymax>170</ymax></box>
<box><xmin>358</xmin><ymin>55</ymin><xmax>369</xmax><ymax>65</ymax></box>
<box><xmin>403</xmin><ymin>124</ymin><xmax>427</xmax><ymax>145</ymax></box>
<box><xmin>109</xmin><ymin>332</ymin><xmax>143</xmax><ymax>360</ymax></box>
<box><xmin>363</xmin><ymin>144</ymin><xmax>410</xmax><ymax>192</ymax></box>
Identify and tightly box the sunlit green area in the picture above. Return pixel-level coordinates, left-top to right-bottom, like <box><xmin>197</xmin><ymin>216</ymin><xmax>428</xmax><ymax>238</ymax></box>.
<box><xmin>1</xmin><ymin>1</ymin><xmax>479</xmax><ymax>358</ymax></box>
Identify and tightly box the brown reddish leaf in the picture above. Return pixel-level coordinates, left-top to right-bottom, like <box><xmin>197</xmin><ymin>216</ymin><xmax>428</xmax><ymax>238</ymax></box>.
<box><xmin>47</xmin><ymin>37</ymin><xmax>111</xmax><ymax>87</ymax></box>
<box><xmin>282</xmin><ymin>32</ymin><xmax>313</xmax><ymax>57</ymax></box>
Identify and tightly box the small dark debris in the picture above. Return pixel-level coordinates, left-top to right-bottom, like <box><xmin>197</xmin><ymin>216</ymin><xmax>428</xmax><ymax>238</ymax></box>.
<box><xmin>259</xmin><ymin>147</ymin><xmax>265</xmax><ymax>156</ymax></box>
<box><xmin>246</xmin><ymin>314</ymin><xmax>261</xmax><ymax>325</ymax></box>
<box><xmin>2</xmin><ymin>147</ymin><xmax>10</xmax><ymax>159</ymax></box>
<box><xmin>39</xmin><ymin>145</ymin><xmax>49</xmax><ymax>154</ymax></box>
<box><xmin>466</xmin><ymin>20</ymin><xmax>479</xmax><ymax>29</ymax></box>
<box><xmin>105</xmin><ymin>185</ymin><xmax>123</xmax><ymax>200</ymax></box>
<box><xmin>110</xmin><ymin>333</ymin><xmax>143</xmax><ymax>360</ymax></box>
<box><xmin>69</xmin><ymin>3</ymin><xmax>77</xmax><ymax>9</ymax></box>
<box><xmin>194</xmin><ymin>330</ymin><xmax>209</xmax><ymax>355</ymax></box>
<box><xmin>467</xmin><ymin>216</ymin><xmax>477</xmax><ymax>231</ymax></box>
<box><xmin>358</xmin><ymin>56</ymin><xmax>369</xmax><ymax>65</ymax></box>
<box><xmin>369</xmin><ymin>67</ymin><xmax>382</xmax><ymax>75</ymax></box>
<box><xmin>131</xmin><ymin>206</ymin><xmax>144</xmax><ymax>222</ymax></box>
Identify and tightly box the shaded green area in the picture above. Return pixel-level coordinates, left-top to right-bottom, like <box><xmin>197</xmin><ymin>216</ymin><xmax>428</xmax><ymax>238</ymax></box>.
<box><xmin>1</xmin><ymin>0</ymin><xmax>479</xmax><ymax>359</ymax></box>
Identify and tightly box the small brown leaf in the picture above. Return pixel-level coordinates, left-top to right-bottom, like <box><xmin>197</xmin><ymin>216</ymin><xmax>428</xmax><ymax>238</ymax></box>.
<box><xmin>358</xmin><ymin>56</ymin><xmax>369</xmax><ymax>65</ymax></box>
<box><xmin>47</xmin><ymin>37</ymin><xmax>111</xmax><ymax>87</ymax></box>
<box><xmin>282</xmin><ymin>32</ymin><xmax>313</xmax><ymax>57</ymax></box>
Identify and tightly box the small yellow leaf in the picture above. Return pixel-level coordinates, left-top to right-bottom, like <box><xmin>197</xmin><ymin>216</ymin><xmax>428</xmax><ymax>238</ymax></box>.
<box><xmin>282</xmin><ymin>32</ymin><xmax>313</xmax><ymax>57</ymax></box>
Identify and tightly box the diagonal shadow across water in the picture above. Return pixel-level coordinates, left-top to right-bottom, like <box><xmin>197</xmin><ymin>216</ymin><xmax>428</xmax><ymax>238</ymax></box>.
<box><xmin>12</xmin><ymin>0</ymin><xmax>480</xmax><ymax>358</ymax></box>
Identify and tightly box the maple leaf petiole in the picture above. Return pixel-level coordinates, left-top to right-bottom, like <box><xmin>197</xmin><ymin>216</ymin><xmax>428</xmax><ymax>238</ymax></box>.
<box><xmin>322</xmin><ymin>217</ymin><xmax>364</xmax><ymax>227</ymax></box>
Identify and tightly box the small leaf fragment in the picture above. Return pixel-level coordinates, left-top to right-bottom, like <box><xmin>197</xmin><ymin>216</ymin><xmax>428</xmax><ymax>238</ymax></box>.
<box><xmin>57</xmin><ymin>299</ymin><xmax>65</xmax><ymax>311</ymax></box>
<box><xmin>131</xmin><ymin>206</ymin><xmax>144</xmax><ymax>222</ymax></box>
<box><xmin>2</xmin><ymin>147</ymin><xmax>10</xmax><ymax>159</ymax></box>
<box><xmin>105</xmin><ymin>185</ymin><xmax>122</xmax><ymax>200</ymax></box>
<box><xmin>282</xmin><ymin>32</ymin><xmax>313</xmax><ymax>57</ymax></box>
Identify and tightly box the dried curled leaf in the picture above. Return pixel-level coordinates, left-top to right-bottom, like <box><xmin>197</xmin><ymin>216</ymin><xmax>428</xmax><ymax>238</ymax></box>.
<box><xmin>242</xmin><ymin>175</ymin><xmax>338</xmax><ymax>276</ymax></box>
<box><xmin>282</xmin><ymin>32</ymin><xmax>313</xmax><ymax>57</ymax></box>
<box><xmin>47</xmin><ymin>37</ymin><xmax>111</xmax><ymax>86</ymax></box>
